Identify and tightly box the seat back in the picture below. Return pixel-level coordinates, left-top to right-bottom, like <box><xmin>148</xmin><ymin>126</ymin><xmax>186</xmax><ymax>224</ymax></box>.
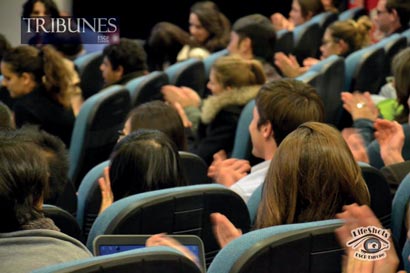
<box><xmin>338</xmin><ymin>7</ymin><xmax>367</xmax><ymax>21</ymax></box>
<box><xmin>376</xmin><ymin>34</ymin><xmax>408</xmax><ymax>87</ymax></box>
<box><xmin>74</xmin><ymin>51</ymin><xmax>104</xmax><ymax>100</ymax></box>
<box><xmin>230</xmin><ymin>99</ymin><xmax>255</xmax><ymax>160</ymax></box>
<box><xmin>391</xmin><ymin>173</ymin><xmax>410</xmax><ymax>250</ymax></box>
<box><xmin>77</xmin><ymin>160</ymin><xmax>110</xmax><ymax>239</ymax></box>
<box><xmin>87</xmin><ymin>184</ymin><xmax>251</xmax><ymax>267</ymax></box>
<box><xmin>310</xmin><ymin>11</ymin><xmax>338</xmax><ymax>41</ymax></box>
<box><xmin>292</xmin><ymin>20</ymin><xmax>321</xmax><ymax>63</ymax></box>
<box><xmin>207</xmin><ymin>219</ymin><xmax>344</xmax><ymax>273</ymax></box>
<box><xmin>68</xmin><ymin>85</ymin><xmax>131</xmax><ymax>189</ymax></box>
<box><xmin>43</xmin><ymin>204</ymin><xmax>83</xmax><ymax>242</ymax></box>
<box><xmin>31</xmin><ymin>246</ymin><xmax>201</xmax><ymax>273</ymax></box>
<box><xmin>309</xmin><ymin>55</ymin><xmax>345</xmax><ymax>126</ymax></box>
<box><xmin>53</xmin><ymin>180</ymin><xmax>77</xmax><ymax>216</ymax></box>
<box><xmin>359</xmin><ymin>162</ymin><xmax>392</xmax><ymax>229</ymax></box>
<box><xmin>274</xmin><ymin>30</ymin><xmax>294</xmax><ymax>55</ymax></box>
<box><xmin>380</xmin><ymin>161</ymin><xmax>410</xmax><ymax>198</ymax></box>
<box><xmin>344</xmin><ymin>45</ymin><xmax>385</xmax><ymax>93</ymax></box>
<box><xmin>179</xmin><ymin>151</ymin><xmax>212</xmax><ymax>184</ymax></box>
<box><xmin>401</xmin><ymin>28</ymin><xmax>410</xmax><ymax>45</ymax></box>
<box><xmin>125</xmin><ymin>71</ymin><xmax>169</xmax><ymax>107</ymax></box>
<box><xmin>165</xmin><ymin>58</ymin><xmax>206</xmax><ymax>98</ymax></box>
<box><xmin>295</xmin><ymin>70</ymin><xmax>322</xmax><ymax>87</ymax></box>
<box><xmin>203</xmin><ymin>49</ymin><xmax>229</xmax><ymax>78</ymax></box>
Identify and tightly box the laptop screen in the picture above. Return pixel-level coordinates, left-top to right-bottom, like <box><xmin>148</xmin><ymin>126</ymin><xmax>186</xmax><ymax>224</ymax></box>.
<box><xmin>93</xmin><ymin>234</ymin><xmax>206</xmax><ymax>272</ymax></box>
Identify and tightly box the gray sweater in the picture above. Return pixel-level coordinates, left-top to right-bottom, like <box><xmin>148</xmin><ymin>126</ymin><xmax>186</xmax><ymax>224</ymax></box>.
<box><xmin>0</xmin><ymin>229</ymin><xmax>92</xmax><ymax>273</ymax></box>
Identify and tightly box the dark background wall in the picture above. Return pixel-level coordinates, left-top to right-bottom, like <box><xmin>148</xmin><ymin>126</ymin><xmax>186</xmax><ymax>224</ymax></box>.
<box><xmin>72</xmin><ymin>0</ymin><xmax>292</xmax><ymax>40</ymax></box>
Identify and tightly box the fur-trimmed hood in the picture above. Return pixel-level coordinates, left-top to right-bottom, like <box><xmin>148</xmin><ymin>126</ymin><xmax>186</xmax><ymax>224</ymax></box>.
<box><xmin>201</xmin><ymin>85</ymin><xmax>261</xmax><ymax>124</ymax></box>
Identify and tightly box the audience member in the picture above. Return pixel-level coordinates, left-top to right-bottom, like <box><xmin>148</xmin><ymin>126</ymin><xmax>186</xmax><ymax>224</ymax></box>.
<box><xmin>275</xmin><ymin>16</ymin><xmax>372</xmax><ymax>78</ymax></box>
<box><xmin>341</xmin><ymin>48</ymin><xmax>410</xmax><ymax>166</ymax></box>
<box><xmin>98</xmin><ymin>129</ymin><xmax>189</xmax><ymax>213</ymax></box>
<box><xmin>162</xmin><ymin>55</ymin><xmax>266</xmax><ymax>165</ymax></box>
<box><xmin>118</xmin><ymin>100</ymin><xmax>188</xmax><ymax>151</ymax></box>
<box><xmin>100</xmin><ymin>38</ymin><xmax>148</xmax><ymax>87</ymax></box>
<box><xmin>1</xmin><ymin>45</ymin><xmax>75</xmax><ymax>147</ymax></box>
<box><xmin>145</xmin><ymin>22</ymin><xmax>192</xmax><ymax>71</ymax></box>
<box><xmin>228</xmin><ymin>14</ymin><xmax>281</xmax><ymax>82</ymax></box>
<box><xmin>209</xmin><ymin>79</ymin><xmax>325</xmax><ymax>202</ymax></box>
<box><xmin>17</xmin><ymin>125</ymin><xmax>74</xmax><ymax>213</ymax></box>
<box><xmin>212</xmin><ymin>122</ymin><xmax>370</xmax><ymax>247</ymax></box>
<box><xmin>176</xmin><ymin>1</ymin><xmax>230</xmax><ymax>62</ymax></box>
<box><xmin>373</xmin><ymin>0</ymin><xmax>410</xmax><ymax>42</ymax></box>
<box><xmin>271</xmin><ymin>0</ymin><xmax>325</xmax><ymax>31</ymax></box>
<box><xmin>0</xmin><ymin>131</ymin><xmax>91</xmax><ymax>273</ymax></box>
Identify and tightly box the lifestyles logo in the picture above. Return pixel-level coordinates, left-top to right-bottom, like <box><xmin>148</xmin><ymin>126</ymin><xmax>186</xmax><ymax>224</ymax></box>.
<box><xmin>21</xmin><ymin>16</ymin><xmax>120</xmax><ymax>45</ymax></box>
<box><xmin>346</xmin><ymin>226</ymin><xmax>390</xmax><ymax>261</ymax></box>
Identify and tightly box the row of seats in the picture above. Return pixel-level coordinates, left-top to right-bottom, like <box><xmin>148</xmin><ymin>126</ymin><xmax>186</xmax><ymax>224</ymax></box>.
<box><xmin>44</xmin><ymin>155</ymin><xmax>406</xmax><ymax>273</ymax></box>
<box><xmin>32</xmin><ymin>218</ymin><xmax>344</xmax><ymax>273</ymax></box>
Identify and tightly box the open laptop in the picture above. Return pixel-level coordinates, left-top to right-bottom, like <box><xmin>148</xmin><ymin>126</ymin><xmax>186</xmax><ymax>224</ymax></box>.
<box><xmin>93</xmin><ymin>234</ymin><xmax>206</xmax><ymax>272</ymax></box>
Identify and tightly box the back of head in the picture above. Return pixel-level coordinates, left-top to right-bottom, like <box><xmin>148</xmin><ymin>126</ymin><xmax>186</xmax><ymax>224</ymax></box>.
<box><xmin>126</xmin><ymin>100</ymin><xmax>187</xmax><ymax>150</ymax></box>
<box><xmin>0</xmin><ymin>131</ymin><xmax>49</xmax><ymax>232</ymax></box>
<box><xmin>386</xmin><ymin>0</ymin><xmax>410</xmax><ymax>29</ymax></box>
<box><xmin>146</xmin><ymin>22</ymin><xmax>191</xmax><ymax>70</ymax></box>
<box><xmin>255</xmin><ymin>79</ymin><xmax>325</xmax><ymax>146</ymax></box>
<box><xmin>328</xmin><ymin>16</ymin><xmax>373</xmax><ymax>56</ymax></box>
<box><xmin>212</xmin><ymin>55</ymin><xmax>266</xmax><ymax>89</ymax></box>
<box><xmin>255</xmin><ymin>122</ymin><xmax>370</xmax><ymax>229</ymax></box>
<box><xmin>109</xmin><ymin>129</ymin><xmax>188</xmax><ymax>200</ymax></box>
<box><xmin>43</xmin><ymin>32</ymin><xmax>84</xmax><ymax>60</ymax></box>
<box><xmin>18</xmin><ymin>125</ymin><xmax>69</xmax><ymax>205</ymax></box>
<box><xmin>103</xmin><ymin>38</ymin><xmax>148</xmax><ymax>75</ymax></box>
<box><xmin>298</xmin><ymin>0</ymin><xmax>325</xmax><ymax>19</ymax></box>
<box><xmin>232</xmin><ymin>14</ymin><xmax>276</xmax><ymax>63</ymax></box>
<box><xmin>392</xmin><ymin>47</ymin><xmax>410</xmax><ymax>122</ymax></box>
<box><xmin>190</xmin><ymin>1</ymin><xmax>231</xmax><ymax>52</ymax></box>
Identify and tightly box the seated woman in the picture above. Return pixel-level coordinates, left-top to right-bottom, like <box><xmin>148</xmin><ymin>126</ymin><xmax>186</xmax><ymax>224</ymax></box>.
<box><xmin>176</xmin><ymin>1</ymin><xmax>230</xmax><ymax>62</ymax></box>
<box><xmin>275</xmin><ymin>16</ymin><xmax>372</xmax><ymax>77</ymax></box>
<box><xmin>99</xmin><ymin>129</ymin><xmax>189</xmax><ymax>213</ymax></box>
<box><xmin>1</xmin><ymin>45</ymin><xmax>75</xmax><ymax>148</ymax></box>
<box><xmin>118</xmin><ymin>100</ymin><xmax>188</xmax><ymax>151</ymax></box>
<box><xmin>149</xmin><ymin>122</ymin><xmax>370</xmax><ymax>253</ymax></box>
<box><xmin>162</xmin><ymin>54</ymin><xmax>266</xmax><ymax>165</ymax></box>
<box><xmin>0</xmin><ymin>130</ymin><xmax>91</xmax><ymax>273</ymax></box>
<box><xmin>271</xmin><ymin>0</ymin><xmax>324</xmax><ymax>31</ymax></box>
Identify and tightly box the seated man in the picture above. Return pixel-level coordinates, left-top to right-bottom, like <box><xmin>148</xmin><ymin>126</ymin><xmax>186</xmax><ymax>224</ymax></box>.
<box><xmin>100</xmin><ymin>38</ymin><xmax>148</xmax><ymax>86</ymax></box>
<box><xmin>209</xmin><ymin>78</ymin><xmax>325</xmax><ymax>202</ymax></box>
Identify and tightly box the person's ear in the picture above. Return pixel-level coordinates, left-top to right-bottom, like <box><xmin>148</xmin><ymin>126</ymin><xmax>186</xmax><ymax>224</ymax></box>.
<box><xmin>239</xmin><ymin>37</ymin><xmax>252</xmax><ymax>52</ymax></box>
<box><xmin>21</xmin><ymin>72</ymin><xmax>33</xmax><ymax>84</ymax></box>
<box><xmin>115</xmin><ymin>65</ymin><xmax>124</xmax><ymax>76</ymax></box>
<box><xmin>262</xmin><ymin>121</ymin><xmax>273</xmax><ymax>139</ymax></box>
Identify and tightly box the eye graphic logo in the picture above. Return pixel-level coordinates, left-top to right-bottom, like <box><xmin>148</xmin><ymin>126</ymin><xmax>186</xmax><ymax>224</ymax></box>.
<box><xmin>346</xmin><ymin>226</ymin><xmax>390</xmax><ymax>261</ymax></box>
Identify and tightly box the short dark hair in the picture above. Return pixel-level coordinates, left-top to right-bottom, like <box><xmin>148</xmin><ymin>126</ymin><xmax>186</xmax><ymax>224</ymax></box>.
<box><xmin>386</xmin><ymin>0</ymin><xmax>410</xmax><ymax>29</ymax></box>
<box><xmin>232</xmin><ymin>14</ymin><xmax>276</xmax><ymax>63</ymax></box>
<box><xmin>0</xmin><ymin>130</ymin><xmax>49</xmax><ymax>232</ymax></box>
<box><xmin>22</xmin><ymin>0</ymin><xmax>60</xmax><ymax>18</ymax></box>
<box><xmin>109</xmin><ymin>129</ymin><xmax>188</xmax><ymax>201</ymax></box>
<box><xmin>126</xmin><ymin>100</ymin><xmax>187</xmax><ymax>151</ymax></box>
<box><xmin>256</xmin><ymin>79</ymin><xmax>325</xmax><ymax>145</ymax></box>
<box><xmin>103</xmin><ymin>38</ymin><xmax>148</xmax><ymax>75</ymax></box>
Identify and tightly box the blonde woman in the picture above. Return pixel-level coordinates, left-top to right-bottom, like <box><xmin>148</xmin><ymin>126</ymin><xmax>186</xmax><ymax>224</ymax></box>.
<box><xmin>162</xmin><ymin>54</ymin><xmax>266</xmax><ymax>165</ymax></box>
